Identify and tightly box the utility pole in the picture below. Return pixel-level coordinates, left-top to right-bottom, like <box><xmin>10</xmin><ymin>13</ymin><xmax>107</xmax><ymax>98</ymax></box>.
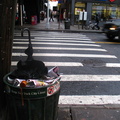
<box><xmin>0</xmin><ymin>0</ymin><xmax>17</xmax><ymax>117</ymax></box>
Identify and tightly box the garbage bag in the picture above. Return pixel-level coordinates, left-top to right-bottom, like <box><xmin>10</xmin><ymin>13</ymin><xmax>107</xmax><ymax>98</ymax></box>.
<box><xmin>9</xmin><ymin>60</ymin><xmax>48</xmax><ymax>79</ymax></box>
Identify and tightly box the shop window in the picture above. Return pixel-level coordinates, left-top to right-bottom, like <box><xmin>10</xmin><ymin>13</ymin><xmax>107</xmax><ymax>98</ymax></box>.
<box><xmin>92</xmin><ymin>3</ymin><xmax>120</xmax><ymax>21</ymax></box>
<box><xmin>75</xmin><ymin>2</ymin><xmax>85</xmax><ymax>15</ymax></box>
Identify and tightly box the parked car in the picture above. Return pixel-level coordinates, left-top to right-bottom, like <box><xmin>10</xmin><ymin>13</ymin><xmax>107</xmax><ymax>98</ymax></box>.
<box><xmin>102</xmin><ymin>19</ymin><xmax>120</xmax><ymax>40</ymax></box>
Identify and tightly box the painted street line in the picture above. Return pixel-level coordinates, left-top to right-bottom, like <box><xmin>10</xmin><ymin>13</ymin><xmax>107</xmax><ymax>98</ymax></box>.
<box><xmin>11</xmin><ymin>61</ymin><xmax>120</xmax><ymax>68</ymax></box>
<box><xmin>59</xmin><ymin>95</ymin><xmax>120</xmax><ymax>105</ymax></box>
<box><xmin>61</xmin><ymin>75</ymin><xmax>120</xmax><ymax>81</ymax></box>
<box><xmin>106</xmin><ymin>63</ymin><xmax>120</xmax><ymax>67</ymax></box>
<box><xmin>11</xmin><ymin>62</ymin><xmax>83</xmax><ymax>67</ymax></box>
<box><xmin>12</xmin><ymin>53</ymin><xmax>117</xmax><ymax>58</ymax></box>
<box><xmin>95</xmin><ymin>41</ymin><xmax>120</xmax><ymax>44</ymax></box>
<box><xmin>34</xmin><ymin>37</ymin><xmax>91</xmax><ymax>40</ymax></box>
<box><xmin>14</xmin><ymin>39</ymin><xmax>93</xmax><ymax>43</ymax></box>
<box><xmin>14</xmin><ymin>33</ymin><xmax>86</xmax><ymax>37</ymax></box>
<box><xmin>13</xmin><ymin>42</ymin><xmax>100</xmax><ymax>47</ymax></box>
<box><xmin>12</xmin><ymin>46</ymin><xmax>107</xmax><ymax>51</ymax></box>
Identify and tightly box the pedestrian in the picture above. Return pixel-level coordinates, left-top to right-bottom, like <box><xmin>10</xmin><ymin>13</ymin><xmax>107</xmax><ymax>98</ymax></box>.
<box><xmin>60</xmin><ymin>13</ymin><xmax>63</xmax><ymax>22</ymax></box>
<box><xmin>95</xmin><ymin>13</ymin><xmax>99</xmax><ymax>26</ymax></box>
<box><xmin>56</xmin><ymin>11</ymin><xmax>60</xmax><ymax>22</ymax></box>
<box><xmin>40</xmin><ymin>11</ymin><xmax>45</xmax><ymax>20</ymax></box>
<box><xmin>49</xmin><ymin>10</ymin><xmax>54</xmax><ymax>22</ymax></box>
<box><xmin>63</xmin><ymin>9</ymin><xmax>66</xmax><ymax>21</ymax></box>
<box><xmin>93</xmin><ymin>13</ymin><xmax>100</xmax><ymax>30</ymax></box>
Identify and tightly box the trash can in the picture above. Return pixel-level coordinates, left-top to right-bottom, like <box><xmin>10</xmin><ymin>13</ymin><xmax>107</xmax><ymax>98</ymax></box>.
<box><xmin>64</xmin><ymin>19</ymin><xmax>70</xmax><ymax>29</ymax></box>
<box><xmin>4</xmin><ymin>74</ymin><xmax>60</xmax><ymax>120</ymax></box>
<box><xmin>31</xmin><ymin>16</ymin><xmax>37</xmax><ymax>25</ymax></box>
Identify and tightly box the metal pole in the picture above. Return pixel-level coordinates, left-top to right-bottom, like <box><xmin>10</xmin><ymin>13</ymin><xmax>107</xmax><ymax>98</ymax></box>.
<box><xmin>82</xmin><ymin>12</ymin><xmax>84</xmax><ymax>29</ymax></box>
<box><xmin>46</xmin><ymin>0</ymin><xmax>50</xmax><ymax>29</ymax></box>
<box><xmin>20</xmin><ymin>5</ymin><xmax>23</xmax><ymax>26</ymax></box>
<box><xmin>71</xmin><ymin>0</ymin><xmax>75</xmax><ymax>25</ymax></box>
<box><xmin>58</xmin><ymin>5</ymin><xmax>61</xmax><ymax>29</ymax></box>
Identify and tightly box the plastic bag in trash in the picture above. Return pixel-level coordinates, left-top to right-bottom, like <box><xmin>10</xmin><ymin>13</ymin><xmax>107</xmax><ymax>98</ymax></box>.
<box><xmin>9</xmin><ymin>60</ymin><xmax>48</xmax><ymax>79</ymax></box>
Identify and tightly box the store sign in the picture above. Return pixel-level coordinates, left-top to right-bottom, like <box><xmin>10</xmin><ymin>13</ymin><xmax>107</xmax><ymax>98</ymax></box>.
<box><xmin>109</xmin><ymin>0</ymin><xmax>116</xmax><ymax>2</ymax></box>
<box><xmin>75</xmin><ymin>2</ymin><xmax>85</xmax><ymax>7</ymax></box>
<box><xmin>79</xmin><ymin>11</ymin><xmax>87</xmax><ymax>21</ymax></box>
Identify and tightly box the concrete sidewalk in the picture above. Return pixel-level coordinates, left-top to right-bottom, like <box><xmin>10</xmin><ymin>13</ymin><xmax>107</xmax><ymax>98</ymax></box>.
<box><xmin>58</xmin><ymin>105</ymin><xmax>120</xmax><ymax>120</ymax></box>
<box><xmin>15</xmin><ymin>18</ymin><xmax>103</xmax><ymax>33</ymax></box>
<box><xmin>15</xmin><ymin>18</ymin><xmax>120</xmax><ymax>120</ymax></box>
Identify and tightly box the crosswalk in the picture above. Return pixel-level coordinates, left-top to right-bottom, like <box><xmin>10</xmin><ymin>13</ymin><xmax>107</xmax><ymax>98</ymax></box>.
<box><xmin>12</xmin><ymin>31</ymin><xmax>120</xmax><ymax>105</ymax></box>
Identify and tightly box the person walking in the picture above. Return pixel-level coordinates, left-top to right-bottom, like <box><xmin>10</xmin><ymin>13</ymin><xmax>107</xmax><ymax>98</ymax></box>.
<box><xmin>49</xmin><ymin>10</ymin><xmax>54</xmax><ymax>22</ymax></box>
<box><xmin>40</xmin><ymin>11</ymin><xmax>45</xmax><ymax>21</ymax></box>
<box><xmin>95</xmin><ymin>13</ymin><xmax>99</xmax><ymax>26</ymax></box>
<box><xmin>94</xmin><ymin>13</ymin><xmax>100</xmax><ymax>30</ymax></box>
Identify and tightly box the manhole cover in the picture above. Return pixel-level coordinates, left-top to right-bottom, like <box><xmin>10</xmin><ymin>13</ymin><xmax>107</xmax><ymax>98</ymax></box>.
<box><xmin>82</xmin><ymin>59</ymin><xmax>106</xmax><ymax>67</ymax></box>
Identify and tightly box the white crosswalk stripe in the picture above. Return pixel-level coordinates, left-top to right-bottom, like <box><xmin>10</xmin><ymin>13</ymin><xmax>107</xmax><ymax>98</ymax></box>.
<box><xmin>59</xmin><ymin>95</ymin><xmax>120</xmax><ymax>105</ymax></box>
<box><xmin>12</xmin><ymin>31</ymin><xmax>120</xmax><ymax>105</ymax></box>
<box><xmin>11</xmin><ymin>61</ymin><xmax>120</xmax><ymax>68</ymax></box>
<box><xmin>61</xmin><ymin>75</ymin><xmax>120</xmax><ymax>81</ymax></box>
<box><xmin>12</xmin><ymin>53</ymin><xmax>117</xmax><ymax>58</ymax></box>
<box><xmin>14</xmin><ymin>38</ymin><xmax>93</xmax><ymax>43</ymax></box>
<box><xmin>13</xmin><ymin>41</ymin><xmax>101</xmax><ymax>47</ymax></box>
<box><xmin>11</xmin><ymin>61</ymin><xmax>83</xmax><ymax>66</ymax></box>
<box><xmin>12</xmin><ymin>46</ymin><xmax>107</xmax><ymax>51</ymax></box>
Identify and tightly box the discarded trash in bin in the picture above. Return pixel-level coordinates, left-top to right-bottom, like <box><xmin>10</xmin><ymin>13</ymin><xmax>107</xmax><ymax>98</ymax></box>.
<box><xmin>7</xmin><ymin>66</ymin><xmax>60</xmax><ymax>88</ymax></box>
<box><xmin>3</xmin><ymin>28</ymin><xmax>61</xmax><ymax>120</ymax></box>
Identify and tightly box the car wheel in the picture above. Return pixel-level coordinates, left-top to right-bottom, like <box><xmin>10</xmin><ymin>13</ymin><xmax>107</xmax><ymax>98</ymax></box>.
<box><xmin>106</xmin><ymin>34</ymin><xmax>115</xmax><ymax>40</ymax></box>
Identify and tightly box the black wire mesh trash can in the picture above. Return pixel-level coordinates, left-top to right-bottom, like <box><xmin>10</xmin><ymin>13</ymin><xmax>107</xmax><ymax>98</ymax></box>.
<box><xmin>4</xmin><ymin>74</ymin><xmax>61</xmax><ymax>120</ymax></box>
<box><xmin>64</xmin><ymin>19</ymin><xmax>70</xmax><ymax>29</ymax></box>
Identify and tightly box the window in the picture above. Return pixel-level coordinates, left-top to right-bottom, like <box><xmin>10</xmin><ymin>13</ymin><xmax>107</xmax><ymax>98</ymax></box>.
<box><xmin>92</xmin><ymin>3</ymin><xmax>120</xmax><ymax>21</ymax></box>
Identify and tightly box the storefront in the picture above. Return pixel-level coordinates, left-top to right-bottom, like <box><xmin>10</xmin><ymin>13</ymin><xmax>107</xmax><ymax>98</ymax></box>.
<box><xmin>74</xmin><ymin>0</ymin><xmax>120</xmax><ymax>24</ymax></box>
<box><xmin>92</xmin><ymin>3</ymin><xmax>120</xmax><ymax>21</ymax></box>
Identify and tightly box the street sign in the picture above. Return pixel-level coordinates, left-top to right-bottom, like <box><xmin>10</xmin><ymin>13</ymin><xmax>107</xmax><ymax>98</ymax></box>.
<box><xmin>79</xmin><ymin>11</ymin><xmax>87</xmax><ymax>21</ymax></box>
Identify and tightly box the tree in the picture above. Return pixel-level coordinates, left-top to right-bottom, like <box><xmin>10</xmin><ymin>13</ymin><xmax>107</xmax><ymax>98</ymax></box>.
<box><xmin>0</xmin><ymin>0</ymin><xmax>17</xmax><ymax>118</ymax></box>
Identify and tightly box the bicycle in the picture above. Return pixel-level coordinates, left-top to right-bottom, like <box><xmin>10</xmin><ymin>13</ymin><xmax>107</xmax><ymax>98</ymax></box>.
<box><xmin>84</xmin><ymin>21</ymin><xmax>100</xmax><ymax>30</ymax></box>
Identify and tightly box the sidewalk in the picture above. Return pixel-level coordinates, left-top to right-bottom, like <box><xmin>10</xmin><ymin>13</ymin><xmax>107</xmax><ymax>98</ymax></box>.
<box><xmin>58</xmin><ymin>104</ymin><xmax>120</xmax><ymax>120</ymax></box>
<box><xmin>15</xmin><ymin>18</ymin><xmax>120</xmax><ymax>120</ymax></box>
<box><xmin>15</xmin><ymin>18</ymin><xmax>103</xmax><ymax>33</ymax></box>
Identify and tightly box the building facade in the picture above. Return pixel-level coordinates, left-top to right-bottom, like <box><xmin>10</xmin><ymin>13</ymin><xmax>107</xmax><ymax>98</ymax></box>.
<box><xmin>72</xmin><ymin>0</ymin><xmax>120</xmax><ymax>24</ymax></box>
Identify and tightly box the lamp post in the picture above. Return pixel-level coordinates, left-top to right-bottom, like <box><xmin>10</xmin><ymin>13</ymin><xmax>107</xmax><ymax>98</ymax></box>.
<box><xmin>46</xmin><ymin>0</ymin><xmax>50</xmax><ymax>29</ymax></box>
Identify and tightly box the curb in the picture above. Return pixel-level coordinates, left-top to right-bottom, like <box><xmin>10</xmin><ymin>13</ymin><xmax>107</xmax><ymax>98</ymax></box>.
<box><xmin>58</xmin><ymin>104</ymin><xmax>120</xmax><ymax>109</ymax></box>
<box><xmin>15</xmin><ymin>27</ymin><xmax>103</xmax><ymax>33</ymax></box>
